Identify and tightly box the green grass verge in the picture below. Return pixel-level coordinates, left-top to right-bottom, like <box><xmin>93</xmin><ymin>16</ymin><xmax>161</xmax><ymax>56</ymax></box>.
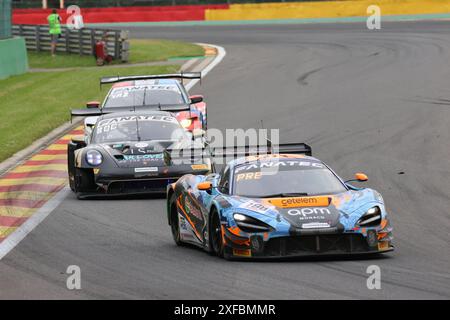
<box><xmin>28</xmin><ymin>51</ymin><xmax>99</xmax><ymax>69</ymax></box>
<box><xmin>28</xmin><ymin>39</ymin><xmax>204</xmax><ymax>69</ymax></box>
<box><xmin>127</xmin><ymin>39</ymin><xmax>204</xmax><ymax>64</ymax></box>
<box><xmin>0</xmin><ymin>65</ymin><xmax>179</xmax><ymax>162</ymax></box>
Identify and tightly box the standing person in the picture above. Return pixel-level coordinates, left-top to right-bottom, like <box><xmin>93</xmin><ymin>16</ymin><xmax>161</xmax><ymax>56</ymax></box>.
<box><xmin>47</xmin><ymin>9</ymin><xmax>62</xmax><ymax>57</ymax></box>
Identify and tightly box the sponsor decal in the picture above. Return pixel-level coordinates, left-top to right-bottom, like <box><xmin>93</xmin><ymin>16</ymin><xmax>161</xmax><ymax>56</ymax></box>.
<box><xmin>244</xmin><ymin>154</ymin><xmax>305</xmax><ymax>162</ymax></box>
<box><xmin>288</xmin><ymin>207</ymin><xmax>331</xmax><ymax>216</ymax></box>
<box><xmin>235</xmin><ymin>160</ymin><xmax>324</xmax><ymax>173</ymax></box>
<box><xmin>134</xmin><ymin>142</ymin><xmax>149</xmax><ymax>148</ymax></box>
<box><xmin>134</xmin><ymin>167</ymin><xmax>158</xmax><ymax>173</ymax></box>
<box><xmin>239</xmin><ymin>200</ymin><xmax>273</xmax><ymax>214</ymax></box>
<box><xmin>179</xmin><ymin>215</ymin><xmax>188</xmax><ymax>231</ymax></box>
<box><xmin>179</xmin><ymin>216</ymin><xmax>195</xmax><ymax>241</ymax></box>
<box><xmin>268</xmin><ymin>196</ymin><xmax>330</xmax><ymax>208</ymax></box>
<box><xmin>232</xmin><ymin>249</ymin><xmax>252</xmax><ymax>257</ymax></box>
<box><xmin>185</xmin><ymin>199</ymin><xmax>203</xmax><ymax>220</ymax></box>
<box><xmin>122</xmin><ymin>154</ymin><xmax>164</xmax><ymax>161</ymax></box>
<box><xmin>191</xmin><ymin>164</ymin><xmax>209</xmax><ymax>170</ymax></box>
<box><xmin>287</xmin><ymin>207</ymin><xmax>332</xmax><ymax>221</ymax></box>
<box><xmin>236</xmin><ymin>171</ymin><xmax>262</xmax><ymax>182</ymax></box>
<box><xmin>301</xmin><ymin>222</ymin><xmax>331</xmax><ymax>229</ymax></box>
<box><xmin>109</xmin><ymin>85</ymin><xmax>179</xmax><ymax>99</ymax></box>
<box><xmin>97</xmin><ymin>115</ymin><xmax>177</xmax><ymax>127</ymax></box>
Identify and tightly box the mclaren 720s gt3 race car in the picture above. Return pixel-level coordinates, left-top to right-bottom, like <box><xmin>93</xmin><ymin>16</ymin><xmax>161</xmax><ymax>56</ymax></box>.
<box><xmin>166</xmin><ymin>143</ymin><xmax>393</xmax><ymax>260</ymax></box>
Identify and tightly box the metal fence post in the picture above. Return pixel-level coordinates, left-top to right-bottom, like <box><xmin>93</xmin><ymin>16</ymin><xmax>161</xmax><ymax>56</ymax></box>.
<box><xmin>36</xmin><ymin>25</ymin><xmax>41</xmax><ymax>52</ymax></box>
<box><xmin>90</xmin><ymin>29</ymin><xmax>95</xmax><ymax>55</ymax></box>
<box><xmin>114</xmin><ymin>31</ymin><xmax>119</xmax><ymax>60</ymax></box>
<box><xmin>78</xmin><ymin>29</ymin><xmax>82</xmax><ymax>55</ymax></box>
<box><xmin>65</xmin><ymin>27</ymin><xmax>70</xmax><ymax>53</ymax></box>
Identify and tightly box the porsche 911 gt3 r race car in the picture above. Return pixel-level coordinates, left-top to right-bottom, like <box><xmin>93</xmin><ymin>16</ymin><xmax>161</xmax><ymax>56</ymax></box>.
<box><xmin>68</xmin><ymin>110</ymin><xmax>210</xmax><ymax>199</ymax></box>
<box><xmin>71</xmin><ymin>73</ymin><xmax>206</xmax><ymax>139</ymax></box>
<box><xmin>167</xmin><ymin>144</ymin><xmax>393</xmax><ymax>259</ymax></box>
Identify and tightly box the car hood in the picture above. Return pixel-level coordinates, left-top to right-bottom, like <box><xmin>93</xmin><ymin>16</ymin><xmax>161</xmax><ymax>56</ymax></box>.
<box><xmin>225</xmin><ymin>189</ymin><xmax>382</xmax><ymax>230</ymax></box>
<box><xmin>98</xmin><ymin>139</ymin><xmax>191</xmax><ymax>168</ymax></box>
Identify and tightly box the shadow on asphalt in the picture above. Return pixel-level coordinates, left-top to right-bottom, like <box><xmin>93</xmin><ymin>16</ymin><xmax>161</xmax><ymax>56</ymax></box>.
<box><xmin>171</xmin><ymin>242</ymin><xmax>393</xmax><ymax>263</ymax></box>
<box><xmin>74</xmin><ymin>193</ymin><xmax>166</xmax><ymax>201</ymax></box>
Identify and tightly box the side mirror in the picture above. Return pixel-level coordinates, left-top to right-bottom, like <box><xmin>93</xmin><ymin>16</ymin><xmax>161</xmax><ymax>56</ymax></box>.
<box><xmin>197</xmin><ymin>181</ymin><xmax>212</xmax><ymax>192</ymax></box>
<box><xmin>86</xmin><ymin>101</ymin><xmax>100</xmax><ymax>108</ymax></box>
<box><xmin>190</xmin><ymin>95</ymin><xmax>203</xmax><ymax>104</ymax></box>
<box><xmin>345</xmin><ymin>172</ymin><xmax>368</xmax><ymax>184</ymax></box>
<box><xmin>355</xmin><ymin>173</ymin><xmax>368</xmax><ymax>181</ymax></box>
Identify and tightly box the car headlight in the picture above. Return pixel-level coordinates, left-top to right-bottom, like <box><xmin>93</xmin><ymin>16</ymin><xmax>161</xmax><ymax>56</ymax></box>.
<box><xmin>233</xmin><ymin>213</ymin><xmax>247</xmax><ymax>221</ymax></box>
<box><xmin>233</xmin><ymin>213</ymin><xmax>273</xmax><ymax>233</ymax></box>
<box><xmin>357</xmin><ymin>206</ymin><xmax>382</xmax><ymax>227</ymax></box>
<box><xmin>180</xmin><ymin>118</ymin><xmax>192</xmax><ymax>128</ymax></box>
<box><xmin>86</xmin><ymin>149</ymin><xmax>103</xmax><ymax>166</ymax></box>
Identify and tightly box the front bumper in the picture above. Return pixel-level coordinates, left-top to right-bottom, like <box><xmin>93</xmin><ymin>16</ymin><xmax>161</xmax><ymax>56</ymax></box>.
<box><xmin>223</xmin><ymin>227</ymin><xmax>393</xmax><ymax>259</ymax></box>
<box><xmin>79</xmin><ymin>165</ymin><xmax>209</xmax><ymax>197</ymax></box>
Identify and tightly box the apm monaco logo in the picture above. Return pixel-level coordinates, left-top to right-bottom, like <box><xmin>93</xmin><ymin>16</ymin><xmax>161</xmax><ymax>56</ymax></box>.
<box><xmin>287</xmin><ymin>207</ymin><xmax>331</xmax><ymax>218</ymax></box>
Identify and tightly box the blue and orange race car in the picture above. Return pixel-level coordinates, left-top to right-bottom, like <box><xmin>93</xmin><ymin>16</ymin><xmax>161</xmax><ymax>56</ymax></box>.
<box><xmin>166</xmin><ymin>143</ymin><xmax>393</xmax><ymax>259</ymax></box>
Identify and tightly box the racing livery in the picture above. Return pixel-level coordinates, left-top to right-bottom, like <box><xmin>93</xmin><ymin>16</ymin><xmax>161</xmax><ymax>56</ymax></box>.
<box><xmin>72</xmin><ymin>73</ymin><xmax>206</xmax><ymax>138</ymax></box>
<box><xmin>167</xmin><ymin>144</ymin><xmax>393</xmax><ymax>259</ymax></box>
<box><xmin>68</xmin><ymin>110</ymin><xmax>210</xmax><ymax>199</ymax></box>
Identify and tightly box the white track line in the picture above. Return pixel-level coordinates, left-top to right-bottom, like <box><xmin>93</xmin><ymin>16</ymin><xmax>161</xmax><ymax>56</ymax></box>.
<box><xmin>0</xmin><ymin>43</ymin><xmax>226</xmax><ymax>260</ymax></box>
<box><xmin>186</xmin><ymin>43</ymin><xmax>226</xmax><ymax>91</ymax></box>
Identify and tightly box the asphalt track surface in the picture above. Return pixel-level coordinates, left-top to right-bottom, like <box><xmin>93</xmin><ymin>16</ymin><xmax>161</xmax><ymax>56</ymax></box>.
<box><xmin>1</xmin><ymin>21</ymin><xmax>450</xmax><ymax>299</ymax></box>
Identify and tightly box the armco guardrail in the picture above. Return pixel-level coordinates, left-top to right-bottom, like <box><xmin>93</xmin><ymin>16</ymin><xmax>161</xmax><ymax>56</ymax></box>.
<box><xmin>12</xmin><ymin>24</ymin><xmax>129</xmax><ymax>61</ymax></box>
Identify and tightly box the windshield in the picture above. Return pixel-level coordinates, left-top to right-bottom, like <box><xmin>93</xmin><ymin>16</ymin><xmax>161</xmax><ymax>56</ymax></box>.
<box><xmin>103</xmin><ymin>84</ymin><xmax>186</xmax><ymax>108</ymax></box>
<box><xmin>233</xmin><ymin>160</ymin><xmax>347</xmax><ymax>197</ymax></box>
<box><xmin>93</xmin><ymin>115</ymin><xmax>187</xmax><ymax>143</ymax></box>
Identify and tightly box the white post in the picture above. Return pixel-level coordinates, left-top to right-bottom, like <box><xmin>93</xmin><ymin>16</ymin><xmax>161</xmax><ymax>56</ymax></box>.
<box><xmin>60</xmin><ymin>0</ymin><xmax>65</xmax><ymax>9</ymax></box>
<box><xmin>42</xmin><ymin>0</ymin><xmax>48</xmax><ymax>9</ymax></box>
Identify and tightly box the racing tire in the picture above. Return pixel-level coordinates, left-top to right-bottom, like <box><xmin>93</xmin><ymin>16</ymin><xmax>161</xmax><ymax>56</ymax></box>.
<box><xmin>209</xmin><ymin>209</ymin><xmax>224</xmax><ymax>258</ymax></box>
<box><xmin>169</xmin><ymin>193</ymin><xmax>183</xmax><ymax>246</ymax></box>
<box><xmin>67</xmin><ymin>141</ymin><xmax>80</xmax><ymax>192</ymax></box>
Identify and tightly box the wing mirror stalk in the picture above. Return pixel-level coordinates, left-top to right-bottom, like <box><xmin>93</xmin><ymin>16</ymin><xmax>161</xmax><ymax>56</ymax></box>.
<box><xmin>197</xmin><ymin>181</ymin><xmax>213</xmax><ymax>194</ymax></box>
<box><xmin>344</xmin><ymin>172</ymin><xmax>368</xmax><ymax>184</ymax></box>
<box><xmin>86</xmin><ymin>101</ymin><xmax>100</xmax><ymax>109</ymax></box>
<box><xmin>190</xmin><ymin>95</ymin><xmax>203</xmax><ymax>104</ymax></box>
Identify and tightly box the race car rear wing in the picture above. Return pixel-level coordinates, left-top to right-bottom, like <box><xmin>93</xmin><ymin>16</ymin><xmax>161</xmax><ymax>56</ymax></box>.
<box><xmin>210</xmin><ymin>143</ymin><xmax>312</xmax><ymax>157</ymax></box>
<box><xmin>166</xmin><ymin>143</ymin><xmax>312</xmax><ymax>162</ymax></box>
<box><xmin>274</xmin><ymin>142</ymin><xmax>312</xmax><ymax>156</ymax></box>
<box><xmin>166</xmin><ymin>143</ymin><xmax>311</xmax><ymax>172</ymax></box>
<box><xmin>70</xmin><ymin>104</ymin><xmax>191</xmax><ymax>122</ymax></box>
<box><xmin>99</xmin><ymin>72</ymin><xmax>202</xmax><ymax>86</ymax></box>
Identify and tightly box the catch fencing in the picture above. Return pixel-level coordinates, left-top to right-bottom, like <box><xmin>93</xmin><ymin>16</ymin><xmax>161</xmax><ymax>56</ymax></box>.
<box><xmin>12</xmin><ymin>24</ymin><xmax>129</xmax><ymax>61</ymax></box>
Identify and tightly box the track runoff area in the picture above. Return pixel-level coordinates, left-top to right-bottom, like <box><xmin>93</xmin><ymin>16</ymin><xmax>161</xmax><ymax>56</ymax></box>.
<box><xmin>1</xmin><ymin>14</ymin><xmax>449</xmax><ymax>317</ymax></box>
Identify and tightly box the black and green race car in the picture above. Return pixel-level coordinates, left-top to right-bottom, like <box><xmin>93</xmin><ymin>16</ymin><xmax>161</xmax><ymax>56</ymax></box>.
<box><xmin>68</xmin><ymin>110</ymin><xmax>210</xmax><ymax>199</ymax></box>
